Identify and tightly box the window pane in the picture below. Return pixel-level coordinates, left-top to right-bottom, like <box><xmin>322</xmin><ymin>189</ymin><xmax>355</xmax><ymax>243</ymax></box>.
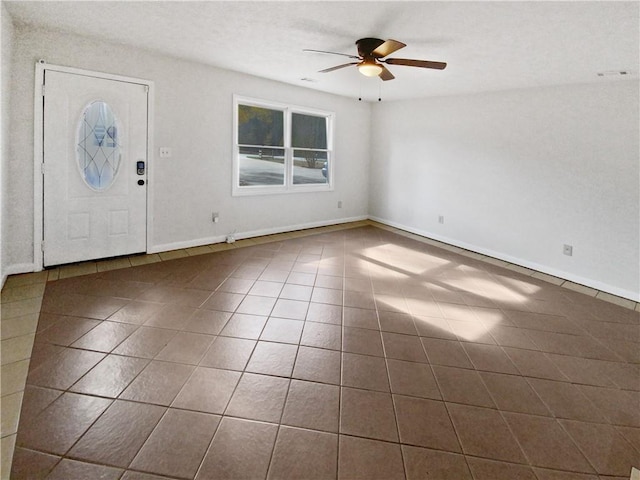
<box><xmin>239</xmin><ymin>147</ymin><xmax>285</xmax><ymax>186</ymax></box>
<box><xmin>293</xmin><ymin>149</ymin><xmax>328</xmax><ymax>185</ymax></box>
<box><xmin>238</xmin><ymin>105</ymin><xmax>284</xmax><ymax>147</ymax></box>
<box><xmin>292</xmin><ymin>113</ymin><xmax>327</xmax><ymax>149</ymax></box>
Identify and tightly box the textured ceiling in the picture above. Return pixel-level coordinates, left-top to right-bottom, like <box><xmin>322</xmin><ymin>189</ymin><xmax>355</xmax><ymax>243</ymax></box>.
<box><xmin>5</xmin><ymin>1</ymin><xmax>639</xmax><ymax>101</ymax></box>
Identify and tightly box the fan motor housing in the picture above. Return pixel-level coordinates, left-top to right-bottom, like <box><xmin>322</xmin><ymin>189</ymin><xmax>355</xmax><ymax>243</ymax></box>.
<box><xmin>356</xmin><ymin>38</ymin><xmax>386</xmax><ymax>58</ymax></box>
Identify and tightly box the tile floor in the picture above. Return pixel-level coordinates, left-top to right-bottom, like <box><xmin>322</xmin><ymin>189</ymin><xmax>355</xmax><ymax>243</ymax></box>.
<box><xmin>2</xmin><ymin>223</ymin><xmax>640</xmax><ymax>479</ymax></box>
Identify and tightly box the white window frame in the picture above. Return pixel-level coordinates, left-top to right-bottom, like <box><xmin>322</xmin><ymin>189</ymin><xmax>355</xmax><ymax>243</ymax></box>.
<box><xmin>233</xmin><ymin>95</ymin><xmax>334</xmax><ymax>196</ymax></box>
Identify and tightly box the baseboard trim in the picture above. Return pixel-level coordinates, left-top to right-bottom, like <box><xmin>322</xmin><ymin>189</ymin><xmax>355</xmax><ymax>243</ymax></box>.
<box><xmin>148</xmin><ymin>215</ymin><xmax>369</xmax><ymax>255</ymax></box>
<box><xmin>369</xmin><ymin>216</ymin><xmax>639</xmax><ymax>303</ymax></box>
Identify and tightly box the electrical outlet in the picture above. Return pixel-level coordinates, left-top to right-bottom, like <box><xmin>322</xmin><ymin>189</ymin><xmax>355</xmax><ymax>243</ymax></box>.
<box><xmin>563</xmin><ymin>244</ymin><xmax>573</xmax><ymax>256</ymax></box>
<box><xmin>212</xmin><ymin>212</ymin><xmax>219</xmax><ymax>223</ymax></box>
<box><xmin>438</xmin><ymin>215</ymin><xmax>445</xmax><ymax>224</ymax></box>
<box><xmin>159</xmin><ymin>147</ymin><xmax>172</xmax><ymax>158</ymax></box>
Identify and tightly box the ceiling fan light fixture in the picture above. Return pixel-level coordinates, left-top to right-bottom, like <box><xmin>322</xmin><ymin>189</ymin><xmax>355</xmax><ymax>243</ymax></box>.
<box><xmin>358</xmin><ymin>60</ymin><xmax>383</xmax><ymax>77</ymax></box>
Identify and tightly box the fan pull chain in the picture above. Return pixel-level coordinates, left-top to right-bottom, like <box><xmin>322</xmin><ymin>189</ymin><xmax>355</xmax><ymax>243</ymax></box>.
<box><xmin>378</xmin><ymin>80</ymin><xmax>382</xmax><ymax>102</ymax></box>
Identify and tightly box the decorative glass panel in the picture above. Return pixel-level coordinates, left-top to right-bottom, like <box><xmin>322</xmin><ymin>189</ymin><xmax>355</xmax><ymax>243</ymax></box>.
<box><xmin>77</xmin><ymin>101</ymin><xmax>122</xmax><ymax>191</ymax></box>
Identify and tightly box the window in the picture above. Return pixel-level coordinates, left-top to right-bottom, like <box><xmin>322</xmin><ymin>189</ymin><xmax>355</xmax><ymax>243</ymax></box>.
<box><xmin>233</xmin><ymin>96</ymin><xmax>333</xmax><ymax>195</ymax></box>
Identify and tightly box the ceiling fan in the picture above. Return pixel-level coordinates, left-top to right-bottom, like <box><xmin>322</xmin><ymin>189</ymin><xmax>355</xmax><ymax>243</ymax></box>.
<box><xmin>304</xmin><ymin>38</ymin><xmax>447</xmax><ymax>81</ymax></box>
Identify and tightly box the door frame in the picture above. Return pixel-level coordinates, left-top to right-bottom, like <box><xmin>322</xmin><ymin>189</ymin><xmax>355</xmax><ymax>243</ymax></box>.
<box><xmin>34</xmin><ymin>62</ymin><xmax>155</xmax><ymax>271</ymax></box>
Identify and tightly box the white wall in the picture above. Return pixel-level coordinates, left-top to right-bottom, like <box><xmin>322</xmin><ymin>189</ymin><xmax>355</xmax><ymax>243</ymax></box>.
<box><xmin>370</xmin><ymin>81</ymin><xmax>640</xmax><ymax>301</ymax></box>
<box><xmin>6</xmin><ymin>25</ymin><xmax>371</xmax><ymax>270</ymax></box>
<box><xmin>1</xmin><ymin>5</ymin><xmax>15</xmax><ymax>287</ymax></box>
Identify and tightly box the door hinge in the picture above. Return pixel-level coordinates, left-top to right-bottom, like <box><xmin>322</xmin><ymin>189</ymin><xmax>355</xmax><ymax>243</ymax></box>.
<box><xmin>144</xmin><ymin>85</ymin><xmax>149</xmax><ymax>93</ymax></box>
<box><xmin>41</xmin><ymin>84</ymin><xmax>45</xmax><ymax>96</ymax></box>
<box><xmin>41</xmin><ymin>163</ymin><xmax>45</xmax><ymax>175</ymax></box>
<box><xmin>41</xmin><ymin>241</ymin><xmax>45</xmax><ymax>252</ymax></box>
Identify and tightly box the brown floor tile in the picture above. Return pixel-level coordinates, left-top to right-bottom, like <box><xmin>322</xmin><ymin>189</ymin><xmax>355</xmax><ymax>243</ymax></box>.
<box><xmin>196</xmin><ymin>417</ymin><xmax>277</xmax><ymax>480</ymax></box>
<box><xmin>378</xmin><ymin>311</ymin><xmax>418</xmax><ymax>335</ymax></box>
<box><xmin>201</xmin><ymin>291</ymin><xmax>245</xmax><ymax>312</ymax></box>
<box><xmin>293</xmin><ymin>346</ymin><xmax>341</xmax><ymax>384</ymax></box>
<box><xmin>446</xmin><ymin>403</ymin><xmax>527</xmax><ymax>463</ymax></box>
<box><xmin>10</xmin><ymin>448</ymin><xmax>60</xmax><ymax>480</ymax></box>
<box><xmin>382</xmin><ymin>332</ymin><xmax>428</xmax><ymax>363</ymax></box>
<box><xmin>387</xmin><ymin>359</ymin><xmax>441</xmax><ymax>400</ymax></box>
<box><xmin>225</xmin><ymin>372</ymin><xmax>290</xmax><ymax>422</ymax></box>
<box><xmin>17</xmin><ymin>392</ymin><xmax>112</xmax><ymax>455</ymax></box>
<box><xmin>503</xmin><ymin>412</ymin><xmax>595</xmax><ymax>473</ymax></box>
<box><xmin>219</xmin><ymin>312</ymin><xmax>268</xmax><ymax>339</ymax></box>
<box><xmin>394</xmin><ymin>395</ymin><xmax>461</xmax><ymax>452</ymax></box>
<box><xmin>281</xmin><ymin>379</ymin><xmax>340</xmax><ymax>433</ymax></box>
<box><xmin>462</xmin><ymin>342</ymin><xmax>519</xmax><ymax>374</ymax></box>
<box><xmin>301</xmin><ymin>321</ymin><xmax>342</xmax><ymax>350</ymax></box>
<box><xmin>34</xmin><ymin>316</ymin><xmax>100</xmax><ymax>346</ymax></box>
<box><xmin>343</xmin><ymin>306</ymin><xmax>378</xmax><ymax>329</ymax></box>
<box><xmin>338</xmin><ymin>435</ymin><xmax>405</xmax><ymax>480</ymax></box>
<box><xmin>219</xmin><ymin>277</ymin><xmax>256</xmax><ymax>294</ymax></box>
<box><xmin>45</xmin><ymin>458</ymin><xmax>123</xmax><ymax>480</ymax></box>
<box><xmin>578</xmin><ymin>385</ymin><xmax>640</xmax><ymax>427</ymax></box>
<box><xmin>402</xmin><ymin>445</ymin><xmax>472</xmax><ymax>480</ymax></box>
<box><xmin>343</xmin><ymin>326</ymin><xmax>384</xmax><ymax>356</ymax></box>
<box><xmin>271</xmin><ymin>298</ymin><xmax>310</xmax><ymax>320</ymax></box>
<box><xmin>27</xmin><ymin>347</ymin><xmax>105</xmax><ymax>390</ymax></box>
<box><xmin>8</xmin><ymin>224</ymin><xmax>640</xmax><ymax>480</ymax></box>
<box><xmin>342</xmin><ymin>352</ymin><xmax>390</xmax><ymax>392</ymax></box>
<box><xmin>560</xmin><ymin>419</ymin><xmax>640</xmax><ymax>476</ymax></box>
<box><xmin>465</xmin><ymin>457</ymin><xmax>538</xmax><ymax>480</ymax></box>
<box><xmin>527</xmin><ymin>378</ymin><xmax>608</xmax><ymax>422</ymax></box>
<box><xmin>112</xmin><ymin>326</ymin><xmax>176</xmax><ymax>358</ymax></box>
<box><xmin>69</xmin><ymin>400</ymin><xmax>165</xmax><ymax>467</ymax></box>
<box><xmin>421</xmin><ymin>337</ymin><xmax>473</xmax><ymax>368</ymax></box>
<box><xmin>119</xmin><ymin>360</ymin><xmax>194</xmax><ymax>406</ymax></box>
<box><xmin>503</xmin><ymin>347</ymin><xmax>570</xmax><ymax>381</ymax></box>
<box><xmin>340</xmin><ymin>387</ymin><xmax>398</xmax><ymax>442</ymax></box>
<box><xmin>306</xmin><ymin>302</ymin><xmax>343</xmax><ymax>325</ymax></box>
<box><xmin>182</xmin><ymin>309</ymin><xmax>231</xmax><ymax>335</ymax></box>
<box><xmin>287</xmin><ymin>271</ymin><xmax>317</xmax><ymax>286</ymax></box>
<box><xmin>480</xmin><ymin>371</ymin><xmax>551</xmax><ymax>415</ymax></box>
<box><xmin>172</xmin><ymin>366</ymin><xmax>241</xmax><ymax>414</ymax></box>
<box><xmin>311</xmin><ymin>287</ymin><xmax>343</xmax><ymax>306</ymax></box>
<box><xmin>261</xmin><ymin>317</ymin><xmax>304</xmax><ymax>344</ymax></box>
<box><xmin>130</xmin><ymin>409</ymin><xmax>220</xmax><ymax>478</ymax></box>
<box><xmin>107</xmin><ymin>301</ymin><xmax>164</xmax><ymax>325</ymax></box>
<box><xmin>432</xmin><ymin>365</ymin><xmax>495</xmax><ymax>408</ymax></box>
<box><xmin>71</xmin><ymin>321</ymin><xmax>138</xmax><ymax>352</ymax></box>
<box><xmin>18</xmin><ymin>386</ymin><xmax>63</xmax><ymax>420</ymax></box>
<box><xmin>154</xmin><ymin>331</ymin><xmax>215</xmax><ymax>364</ymax></box>
<box><xmin>249</xmin><ymin>280</ymin><xmax>284</xmax><ymax>297</ymax></box>
<box><xmin>236</xmin><ymin>294</ymin><xmax>277</xmax><ymax>316</ymax></box>
<box><xmin>532</xmin><ymin>468</ymin><xmax>599</xmax><ymax>480</ymax></box>
<box><xmin>199</xmin><ymin>335</ymin><xmax>256</xmax><ymax>371</ymax></box>
<box><xmin>413</xmin><ymin>315</ymin><xmax>457</xmax><ymax>340</ymax></box>
<box><xmin>142</xmin><ymin>303</ymin><xmax>198</xmax><ymax>330</ymax></box>
<box><xmin>268</xmin><ymin>426</ymin><xmax>338</xmax><ymax>480</ymax></box>
<box><xmin>245</xmin><ymin>341</ymin><xmax>298</xmax><ymax>377</ymax></box>
<box><xmin>280</xmin><ymin>284</ymin><xmax>313</xmax><ymax>301</ymax></box>
<box><xmin>70</xmin><ymin>354</ymin><xmax>149</xmax><ymax>398</ymax></box>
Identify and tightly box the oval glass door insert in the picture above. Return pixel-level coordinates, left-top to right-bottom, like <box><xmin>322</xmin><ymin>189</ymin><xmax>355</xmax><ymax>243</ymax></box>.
<box><xmin>77</xmin><ymin>101</ymin><xmax>122</xmax><ymax>190</ymax></box>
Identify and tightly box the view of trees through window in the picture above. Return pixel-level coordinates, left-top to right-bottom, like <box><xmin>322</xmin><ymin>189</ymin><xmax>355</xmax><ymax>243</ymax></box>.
<box><xmin>236</xmin><ymin>102</ymin><xmax>331</xmax><ymax>189</ymax></box>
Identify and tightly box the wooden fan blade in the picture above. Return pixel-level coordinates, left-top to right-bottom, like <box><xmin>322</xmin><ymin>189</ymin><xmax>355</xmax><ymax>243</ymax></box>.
<box><xmin>319</xmin><ymin>62</ymin><xmax>358</xmax><ymax>73</ymax></box>
<box><xmin>379</xmin><ymin>65</ymin><xmax>395</xmax><ymax>81</ymax></box>
<box><xmin>372</xmin><ymin>39</ymin><xmax>406</xmax><ymax>58</ymax></box>
<box><xmin>303</xmin><ymin>49</ymin><xmax>360</xmax><ymax>60</ymax></box>
<box><xmin>385</xmin><ymin>58</ymin><xmax>447</xmax><ymax>70</ymax></box>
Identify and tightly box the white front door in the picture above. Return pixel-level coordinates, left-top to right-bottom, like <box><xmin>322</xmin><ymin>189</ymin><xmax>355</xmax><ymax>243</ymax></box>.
<box><xmin>43</xmin><ymin>70</ymin><xmax>148</xmax><ymax>267</ymax></box>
